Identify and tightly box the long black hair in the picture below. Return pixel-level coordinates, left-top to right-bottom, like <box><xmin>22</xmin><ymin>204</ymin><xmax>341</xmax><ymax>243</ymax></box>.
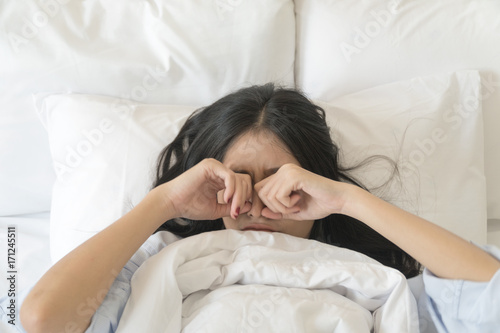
<box><xmin>153</xmin><ymin>83</ymin><xmax>421</xmax><ymax>278</ymax></box>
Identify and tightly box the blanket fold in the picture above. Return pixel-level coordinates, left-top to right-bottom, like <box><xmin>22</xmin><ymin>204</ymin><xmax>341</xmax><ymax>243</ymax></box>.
<box><xmin>116</xmin><ymin>230</ymin><xmax>418</xmax><ymax>333</ymax></box>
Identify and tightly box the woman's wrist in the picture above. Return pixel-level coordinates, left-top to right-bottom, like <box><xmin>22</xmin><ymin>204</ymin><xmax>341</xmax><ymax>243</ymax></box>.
<box><xmin>142</xmin><ymin>184</ymin><xmax>178</xmax><ymax>228</ymax></box>
<box><xmin>336</xmin><ymin>182</ymin><xmax>368</xmax><ymax>219</ymax></box>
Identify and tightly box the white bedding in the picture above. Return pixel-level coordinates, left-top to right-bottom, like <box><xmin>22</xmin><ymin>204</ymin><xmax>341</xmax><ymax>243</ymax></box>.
<box><xmin>117</xmin><ymin>230</ymin><xmax>419</xmax><ymax>333</ymax></box>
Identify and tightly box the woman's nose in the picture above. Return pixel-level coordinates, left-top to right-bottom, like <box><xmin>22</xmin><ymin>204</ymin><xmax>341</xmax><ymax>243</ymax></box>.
<box><xmin>247</xmin><ymin>190</ymin><xmax>265</xmax><ymax>218</ymax></box>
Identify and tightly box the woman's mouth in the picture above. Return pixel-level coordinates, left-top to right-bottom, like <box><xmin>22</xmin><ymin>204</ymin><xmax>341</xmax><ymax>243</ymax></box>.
<box><xmin>242</xmin><ymin>224</ymin><xmax>276</xmax><ymax>232</ymax></box>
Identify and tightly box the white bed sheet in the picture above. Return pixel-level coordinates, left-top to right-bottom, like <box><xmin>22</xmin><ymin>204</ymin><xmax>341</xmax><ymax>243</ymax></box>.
<box><xmin>0</xmin><ymin>212</ymin><xmax>51</xmax><ymax>332</ymax></box>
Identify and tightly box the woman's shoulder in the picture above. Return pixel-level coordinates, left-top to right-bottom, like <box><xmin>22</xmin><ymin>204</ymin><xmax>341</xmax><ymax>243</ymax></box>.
<box><xmin>131</xmin><ymin>231</ymin><xmax>182</xmax><ymax>266</ymax></box>
<box><xmin>418</xmin><ymin>244</ymin><xmax>500</xmax><ymax>332</ymax></box>
<box><xmin>144</xmin><ymin>231</ymin><xmax>182</xmax><ymax>255</ymax></box>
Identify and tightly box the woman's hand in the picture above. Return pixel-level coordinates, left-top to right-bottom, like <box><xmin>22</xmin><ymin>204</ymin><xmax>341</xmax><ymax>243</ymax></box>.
<box><xmin>254</xmin><ymin>163</ymin><xmax>350</xmax><ymax>221</ymax></box>
<box><xmin>255</xmin><ymin>163</ymin><xmax>500</xmax><ymax>282</ymax></box>
<box><xmin>161</xmin><ymin>158</ymin><xmax>252</xmax><ymax>220</ymax></box>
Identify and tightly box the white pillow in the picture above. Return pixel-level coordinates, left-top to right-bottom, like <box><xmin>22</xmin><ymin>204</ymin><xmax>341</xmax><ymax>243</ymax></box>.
<box><xmin>0</xmin><ymin>0</ymin><xmax>295</xmax><ymax>215</ymax></box>
<box><xmin>37</xmin><ymin>70</ymin><xmax>486</xmax><ymax>263</ymax></box>
<box><xmin>36</xmin><ymin>94</ymin><xmax>197</xmax><ymax>262</ymax></box>
<box><xmin>294</xmin><ymin>0</ymin><xmax>500</xmax><ymax>220</ymax></box>
<box><xmin>321</xmin><ymin>70</ymin><xmax>486</xmax><ymax>245</ymax></box>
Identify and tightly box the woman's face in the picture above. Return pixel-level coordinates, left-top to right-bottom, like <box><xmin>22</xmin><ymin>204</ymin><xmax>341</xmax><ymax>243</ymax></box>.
<box><xmin>221</xmin><ymin>131</ymin><xmax>314</xmax><ymax>238</ymax></box>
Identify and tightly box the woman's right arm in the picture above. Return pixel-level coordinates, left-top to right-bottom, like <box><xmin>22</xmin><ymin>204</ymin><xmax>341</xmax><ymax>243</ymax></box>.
<box><xmin>20</xmin><ymin>187</ymin><xmax>174</xmax><ymax>333</ymax></box>
<box><xmin>20</xmin><ymin>159</ymin><xmax>252</xmax><ymax>333</ymax></box>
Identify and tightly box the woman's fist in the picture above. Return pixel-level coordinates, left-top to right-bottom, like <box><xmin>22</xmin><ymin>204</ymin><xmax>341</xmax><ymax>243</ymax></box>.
<box><xmin>159</xmin><ymin>159</ymin><xmax>252</xmax><ymax>221</ymax></box>
<box><xmin>254</xmin><ymin>164</ymin><xmax>348</xmax><ymax>221</ymax></box>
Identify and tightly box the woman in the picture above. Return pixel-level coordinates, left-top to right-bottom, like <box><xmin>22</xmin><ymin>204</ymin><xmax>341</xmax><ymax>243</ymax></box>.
<box><xmin>19</xmin><ymin>83</ymin><xmax>500</xmax><ymax>333</ymax></box>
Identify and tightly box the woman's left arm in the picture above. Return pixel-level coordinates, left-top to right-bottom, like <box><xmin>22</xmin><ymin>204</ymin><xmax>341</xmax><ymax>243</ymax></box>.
<box><xmin>343</xmin><ymin>184</ymin><xmax>500</xmax><ymax>282</ymax></box>
<box><xmin>255</xmin><ymin>164</ymin><xmax>500</xmax><ymax>282</ymax></box>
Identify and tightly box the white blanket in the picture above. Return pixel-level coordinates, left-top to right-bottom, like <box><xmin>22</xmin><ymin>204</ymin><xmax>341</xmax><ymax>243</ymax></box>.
<box><xmin>117</xmin><ymin>230</ymin><xmax>419</xmax><ymax>332</ymax></box>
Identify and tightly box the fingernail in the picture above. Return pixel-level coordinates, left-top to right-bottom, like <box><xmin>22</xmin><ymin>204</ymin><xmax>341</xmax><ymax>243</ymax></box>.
<box><xmin>235</xmin><ymin>207</ymin><xmax>240</xmax><ymax>216</ymax></box>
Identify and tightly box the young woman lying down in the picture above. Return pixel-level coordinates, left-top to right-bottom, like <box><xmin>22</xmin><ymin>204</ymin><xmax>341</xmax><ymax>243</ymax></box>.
<box><xmin>14</xmin><ymin>84</ymin><xmax>500</xmax><ymax>332</ymax></box>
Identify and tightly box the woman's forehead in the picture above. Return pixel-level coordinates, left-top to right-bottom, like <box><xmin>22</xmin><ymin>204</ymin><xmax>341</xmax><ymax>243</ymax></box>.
<box><xmin>223</xmin><ymin>131</ymin><xmax>298</xmax><ymax>169</ymax></box>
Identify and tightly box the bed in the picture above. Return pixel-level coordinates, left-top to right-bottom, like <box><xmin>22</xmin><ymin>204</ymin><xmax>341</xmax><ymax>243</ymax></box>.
<box><xmin>1</xmin><ymin>1</ymin><xmax>499</xmax><ymax>332</ymax></box>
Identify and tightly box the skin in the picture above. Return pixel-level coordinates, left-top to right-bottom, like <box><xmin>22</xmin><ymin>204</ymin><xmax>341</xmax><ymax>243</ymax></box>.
<box><xmin>221</xmin><ymin>131</ymin><xmax>314</xmax><ymax>238</ymax></box>
<box><xmin>20</xmin><ymin>132</ymin><xmax>500</xmax><ymax>333</ymax></box>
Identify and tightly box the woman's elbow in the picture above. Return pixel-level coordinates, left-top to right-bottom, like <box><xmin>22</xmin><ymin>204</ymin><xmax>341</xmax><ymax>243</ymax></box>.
<box><xmin>20</xmin><ymin>300</ymin><xmax>90</xmax><ymax>333</ymax></box>
<box><xmin>20</xmin><ymin>300</ymin><xmax>50</xmax><ymax>333</ymax></box>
